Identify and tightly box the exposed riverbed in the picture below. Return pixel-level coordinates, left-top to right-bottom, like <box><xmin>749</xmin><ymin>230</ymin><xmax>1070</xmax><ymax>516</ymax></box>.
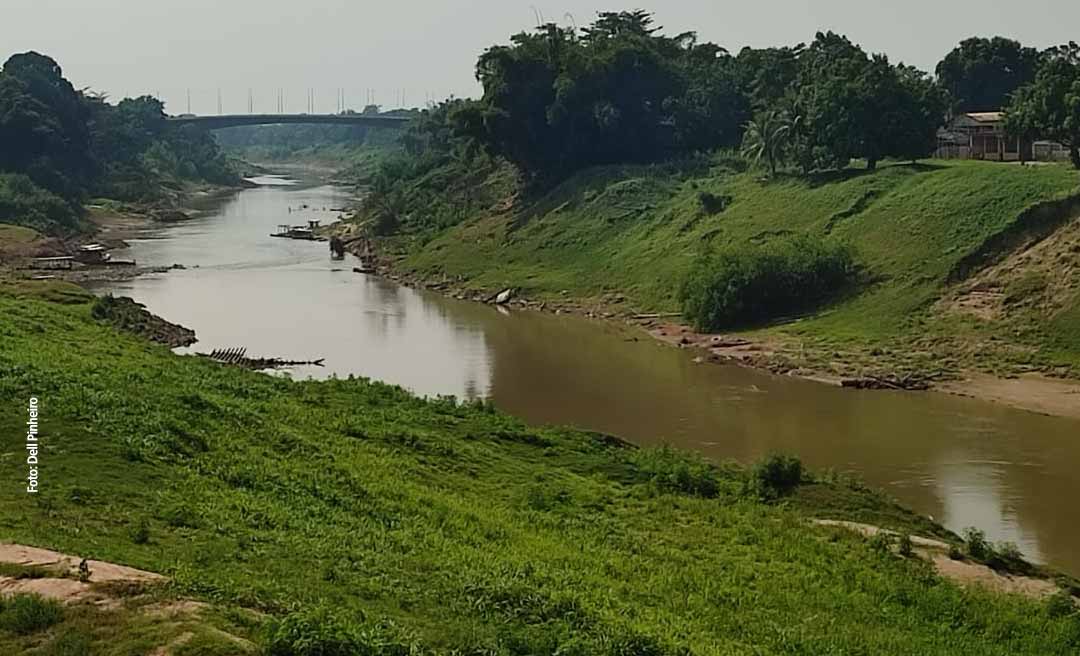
<box><xmin>97</xmin><ymin>175</ymin><xmax>1080</xmax><ymax>578</ymax></box>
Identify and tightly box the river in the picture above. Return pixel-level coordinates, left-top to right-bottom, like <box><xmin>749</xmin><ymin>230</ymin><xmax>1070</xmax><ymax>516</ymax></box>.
<box><xmin>99</xmin><ymin>175</ymin><xmax>1080</xmax><ymax>577</ymax></box>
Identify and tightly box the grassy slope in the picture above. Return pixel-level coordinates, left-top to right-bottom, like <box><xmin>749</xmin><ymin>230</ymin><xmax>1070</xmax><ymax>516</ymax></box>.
<box><xmin>398</xmin><ymin>159</ymin><xmax>1080</xmax><ymax>374</ymax></box>
<box><xmin>1</xmin><ymin>286</ymin><xmax>1079</xmax><ymax>654</ymax></box>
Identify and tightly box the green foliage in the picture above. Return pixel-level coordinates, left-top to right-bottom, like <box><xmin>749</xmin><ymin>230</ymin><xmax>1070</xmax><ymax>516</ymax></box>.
<box><xmin>43</xmin><ymin>630</ymin><xmax>93</xmax><ymax>656</ymax></box>
<box><xmin>627</xmin><ymin>446</ymin><xmax>720</xmax><ymax>498</ymax></box>
<box><xmin>696</xmin><ymin>190</ymin><xmax>729</xmax><ymax>214</ymax></box>
<box><xmin>4</xmin><ymin>291</ymin><xmax>1079</xmax><ymax>653</ymax></box>
<box><xmin>0</xmin><ymin>173</ymin><xmax>81</xmax><ymax>234</ymax></box>
<box><xmin>791</xmin><ymin>33</ymin><xmax>947</xmax><ymax>172</ymax></box>
<box><xmin>898</xmin><ymin>533</ymin><xmax>915</xmax><ymax>558</ymax></box>
<box><xmin>1045</xmin><ymin>590</ymin><xmax>1078</xmax><ymax>619</ymax></box>
<box><xmin>679</xmin><ymin>234</ymin><xmax>857</xmax><ymax>331</ymax></box>
<box><xmin>936</xmin><ymin>37</ymin><xmax>1041</xmax><ymax>113</ymax></box>
<box><xmin>746</xmin><ymin>454</ymin><xmax>805</xmax><ymax>500</ymax></box>
<box><xmin>264</xmin><ymin>606</ymin><xmax>413</xmax><ymax>656</ymax></box>
<box><xmin>0</xmin><ymin>52</ymin><xmax>92</xmax><ymax>201</ymax></box>
<box><xmin>964</xmin><ymin>527</ymin><xmax>992</xmax><ymax>560</ymax></box>
<box><xmin>0</xmin><ymin>594</ymin><xmax>64</xmax><ymax>635</ymax></box>
<box><xmin>1006</xmin><ymin>42</ymin><xmax>1080</xmax><ymax>168</ymax></box>
<box><xmin>0</xmin><ymin>51</ymin><xmax>239</xmax><ymax>219</ymax></box>
<box><xmin>741</xmin><ymin>109</ymin><xmax>795</xmax><ymax>176</ymax></box>
<box><xmin>453</xmin><ymin>12</ymin><xmax>747</xmax><ymax>184</ymax></box>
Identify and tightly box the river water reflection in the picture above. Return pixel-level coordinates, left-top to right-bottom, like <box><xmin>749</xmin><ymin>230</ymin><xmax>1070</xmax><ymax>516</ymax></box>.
<box><xmin>100</xmin><ymin>176</ymin><xmax>1080</xmax><ymax>577</ymax></box>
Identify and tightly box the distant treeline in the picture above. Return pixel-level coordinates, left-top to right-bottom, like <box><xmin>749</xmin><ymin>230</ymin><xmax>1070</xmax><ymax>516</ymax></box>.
<box><xmin>0</xmin><ymin>52</ymin><xmax>238</xmax><ymax>234</ymax></box>
<box><xmin>392</xmin><ymin>12</ymin><xmax>1080</xmax><ymax>186</ymax></box>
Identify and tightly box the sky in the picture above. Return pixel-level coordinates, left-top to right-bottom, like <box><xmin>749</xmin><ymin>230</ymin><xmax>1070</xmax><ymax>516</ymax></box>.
<box><xmin>2</xmin><ymin>0</ymin><xmax>1078</xmax><ymax>116</ymax></box>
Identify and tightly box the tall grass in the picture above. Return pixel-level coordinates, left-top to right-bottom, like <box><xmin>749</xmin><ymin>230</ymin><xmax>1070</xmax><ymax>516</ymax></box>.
<box><xmin>0</xmin><ymin>594</ymin><xmax>63</xmax><ymax>635</ymax></box>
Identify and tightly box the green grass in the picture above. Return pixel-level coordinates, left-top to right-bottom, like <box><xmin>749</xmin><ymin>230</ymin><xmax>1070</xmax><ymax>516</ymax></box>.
<box><xmin>0</xmin><ymin>223</ymin><xmax>41</xmax><ymax>244</ymax></box>
<box><xmin>388</xmin><ymin>158</ymin><xmax>1080</xmax><ymax>376</ymax></box>
<box><xmin>1</xmin><ymin>286</ymin><xmax>1079</xmax><ymax>653</ymax></box>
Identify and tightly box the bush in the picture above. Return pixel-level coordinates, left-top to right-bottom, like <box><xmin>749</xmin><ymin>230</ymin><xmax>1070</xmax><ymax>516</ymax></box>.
<box><xmin>679</xmin><ymin>234</ymin><xmax>856</xmax><ymax>331</ymax></box>
<box><xmin>963</xmin><ymin>527</ymin><xmax>990</xmax><ymax>560</ymax></box>
<box><xmin>747</xmin><ymin>454</ymin><xmax>804</xmax><ymax>500</ymax></box>
<box><xmin>0</xmin><ymin>173</ymin><xmax>81</xmax><ymax>235</ymax></box>
<box><xmin>898</xmin><ymin>533</ymin><xmax>914</xmax><ymax>557</ymax></box>
<box><xmin>629</xmin><ymin>447</ymin><xmax>719</xmax><ymax>498</ymax></box>
<box><xmin>1045</xmin><ymin>590</ymin><xmax>1078</xmax><ymax>619</ymax></box>
<box><xmin>697</xmin><ymin>191</ymin><xmax>730</xmax><ymax>214</ymax></box>
<box><xmin>0</xmin><ymin>593</ymin><xmax>64</xmax><ymax>634</ymax></box>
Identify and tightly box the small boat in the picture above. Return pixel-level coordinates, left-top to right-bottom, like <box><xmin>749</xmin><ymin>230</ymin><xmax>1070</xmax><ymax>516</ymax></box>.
<box><xmin>270</xmin><ymin>223</ymin><xmax>318</xmax><ymax>240</ymax></box>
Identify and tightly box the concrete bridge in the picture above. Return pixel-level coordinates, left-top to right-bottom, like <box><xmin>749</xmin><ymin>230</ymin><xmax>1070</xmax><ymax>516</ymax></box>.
<box><xmin>167</xmin><ymin>113</ymin><xmax>411</xmax><ymax>130</ymax></box>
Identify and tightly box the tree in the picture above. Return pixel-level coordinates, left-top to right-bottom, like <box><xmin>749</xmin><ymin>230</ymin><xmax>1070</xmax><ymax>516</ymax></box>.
<box><xmin>0</xmin><ymin>52</ymin><xmax>93</xmax><ymax>200</ymax></box>
<box><xmin>1005</xmin><ymin>42</ymin><xmax>1080</xmax><ymax>168</ymax></box>
<box><xmin>457</xmin><ymin>12</ymin><xmax>751</xmax><ymax>184</ymax></box>
<box><xmin>792</xmin><ymin>32</ymin><xmax>868</xmax><ymax>171</ymax></box>
<box><xmin>734</xmin><ymin>45</ymin><xmax>804</xmax><ymax>112</ymax></box>
<box><xmin>936</xmin><ymin>37</ymin><xmax>1041</xmax><ymax>112</ymax></box>
<box><xmin>890</xmin><ymin>65</ymin><xmax>949</xmax><ymax>163</ymax></box>
<box><xmin>741</xmin><ymin>110</ymin><xmax>794</xmax><ymax>176</ymax></box>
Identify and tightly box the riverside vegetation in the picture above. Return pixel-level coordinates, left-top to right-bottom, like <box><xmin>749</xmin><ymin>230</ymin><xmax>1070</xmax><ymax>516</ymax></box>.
<box><xmin>3</xmin><ymin>9</ymin><xmax>1080</xmax><ymax>655</ymax></box>
<box><xmin>350</xmin><ymin>14</ymin><xmax>1080</xmax><ymax>384</ymax></box>
<box><xmin>1</xmin><ymin>284</ymin><xmax>1079</xmax><ymax>653</ymax></box>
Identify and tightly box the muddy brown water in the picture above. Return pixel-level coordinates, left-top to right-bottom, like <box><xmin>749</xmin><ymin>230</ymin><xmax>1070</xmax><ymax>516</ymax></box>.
<box><xmin>98</xmin><ymin>176</ymin><xmax>1080</xmax><ymax>577</ymax></box>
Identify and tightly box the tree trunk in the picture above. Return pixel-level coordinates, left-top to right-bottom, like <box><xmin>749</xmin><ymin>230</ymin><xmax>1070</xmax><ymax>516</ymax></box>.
<box><xmin>867</xmin><ymin>157</ymin><xmax>878</xmax><ymax>171</ymax></box>
<box><xmin>1071</xmin><ymin>146</ymin><xmax>1080</xmax><ymax>170</ymax></box>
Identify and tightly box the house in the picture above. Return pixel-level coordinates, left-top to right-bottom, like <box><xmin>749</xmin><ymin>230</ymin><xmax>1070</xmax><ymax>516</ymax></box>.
<box><xmin>935</xmin><ymin>112</ymin><xmax>1032</xmax><ymax>162</ymax></box>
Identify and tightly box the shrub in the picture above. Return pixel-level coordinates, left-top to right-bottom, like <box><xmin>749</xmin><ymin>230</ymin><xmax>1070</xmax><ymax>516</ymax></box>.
<box><xmin>679</xmin><ymin>234</ymin><xmax>856</xmax><ymax>331</ymax></box>
<box><xmin>0</xmin><ymin>173</ymin><xmax>81</xmax><ymax>235</ymax></box>
<box><xmin>0</xmin><ymin>593</ymin><xmax>64</xmax><ymax>634</ymax></box>
<box><xmin>898</xmin><ymin>533</ymin><xmax>914</xmax><ymax>557</ymax></box>
<box><xmin>963</xmin><ymin>527</ymin><xmax>990</xmax><ymax>560</ymax></box>
<box><xmin>697</xmin><ymin>191</ymin><xmax>731</xmax><ymax>215</ymax></box>
<box><xmin>130</xmin><ymin>518</ymin><xmax>151</xmax><ymax>545</ymax></box>
<box><xmin>987</xmin><ymin>541</ymin><xmax>1033</xmax><ymax>574</ymax></box>
<box><xmin>629</xmin><ymin>447</ymin><xmax>719</xmax><ymax>498</ymax></box>
<box><xmin>746</xmin><ymin>454</ymin><xmax>804</xmax><ymax>500</ymax></box>
<box><xmin>1045</xmin><ymin>590</ymin><xmax>1078</xmax><ymax>619</ymax></box>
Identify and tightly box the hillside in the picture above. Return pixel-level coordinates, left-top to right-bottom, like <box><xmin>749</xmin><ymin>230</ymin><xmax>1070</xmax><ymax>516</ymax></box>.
<box><xmin>1</xmin><ymin>286</ymin><xmax>1079</xmax><ymax>653</ymax></box>
<box><xmin>385</xmin><ymin>159</ymin><xmax>1080</xmax><ymax>381</ymax></box>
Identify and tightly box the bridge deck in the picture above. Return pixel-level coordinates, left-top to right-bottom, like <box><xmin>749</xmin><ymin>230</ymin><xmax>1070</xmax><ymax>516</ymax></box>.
<box><xmin>167</xmin><ymin>113</ymin><xmax>410</xmax><ymax>130</ymax></box>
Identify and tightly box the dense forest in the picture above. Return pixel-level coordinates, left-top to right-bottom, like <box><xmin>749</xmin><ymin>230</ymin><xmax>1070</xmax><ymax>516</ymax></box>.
<box><xmin>0</xmin><ymin>52</ymin><xmax>237</xmax><ymax>234</ymax></box>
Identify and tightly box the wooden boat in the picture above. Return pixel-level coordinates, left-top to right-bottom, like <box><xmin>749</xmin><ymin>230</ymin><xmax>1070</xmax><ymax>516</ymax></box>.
<box><xmin>270</xmin><ymin>224</ymin><xmax>317</xmax><ymax>240</ymax></box>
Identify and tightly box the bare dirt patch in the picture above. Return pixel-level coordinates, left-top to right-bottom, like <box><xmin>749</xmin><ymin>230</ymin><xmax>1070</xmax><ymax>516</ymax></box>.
<box><xmin>941</xmin><ymin>213</ymin><xmax>1080</xmax><ymax>321</ymax></box>
<box><xmin>0</xmin><ymin>543</ymin><xmax>164</xmax><ymax>586</ymax></box>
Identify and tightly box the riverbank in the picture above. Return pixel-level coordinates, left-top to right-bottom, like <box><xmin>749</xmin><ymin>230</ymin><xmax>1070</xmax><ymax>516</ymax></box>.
<box><xmin>352</xmin><ymin>157</ymin><xmax>1080</xmax><ymax>419</ymax></box>
<box><xmin>2</xmin><ymin>282</ymin><xmax>1079</xmax><ymax>654</ymax></box>
<box><xmin>0</xmin><ymin>179</ymin><xmax>250</xmax><ymax>286</ymax></box>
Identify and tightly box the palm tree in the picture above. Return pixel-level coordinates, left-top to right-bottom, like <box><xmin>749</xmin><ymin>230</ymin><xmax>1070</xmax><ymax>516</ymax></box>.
<box><xmin>741</xmin><ymin>110</ymin><xmax>795</xmax><ymax>177</ymax></box>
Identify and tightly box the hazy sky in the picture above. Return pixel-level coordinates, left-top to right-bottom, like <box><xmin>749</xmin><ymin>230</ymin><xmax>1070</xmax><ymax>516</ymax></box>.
<box><xmin>2</xmin><ymin>1</ymin><xmax>1077</xmax><ymax>115</ymax></box>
